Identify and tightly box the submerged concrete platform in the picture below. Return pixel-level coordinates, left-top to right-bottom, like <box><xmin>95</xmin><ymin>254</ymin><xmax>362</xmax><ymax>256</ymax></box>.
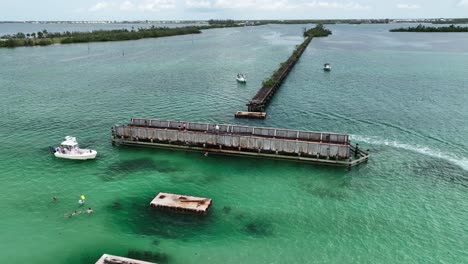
<box><xmin>150</xmin><ymin>192</ymin><xmax>212</xmax><ymax>214</ymax></box>
<box><xmin>235</xmin><ymin>111</ymin><xmax>267</xmax><ymax>119</ymax></box>
<box><xmin>96</xmin><ymin>254</ymin><xmax>156</xmax><ymax>264</ymax></box>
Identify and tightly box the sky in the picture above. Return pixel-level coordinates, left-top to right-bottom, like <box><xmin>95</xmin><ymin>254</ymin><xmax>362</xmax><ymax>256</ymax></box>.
<box><xmin>0</xmin><ymin>0</ymin><xmax>467</xmax><ymax>21</ymax></box>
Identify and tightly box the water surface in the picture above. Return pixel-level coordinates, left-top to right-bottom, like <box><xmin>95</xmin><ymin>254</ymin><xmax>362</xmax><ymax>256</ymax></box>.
<box><xmin>0</xmin><ymin>24</ymin><xmax>467</xmax><ymax>263</ymax></box>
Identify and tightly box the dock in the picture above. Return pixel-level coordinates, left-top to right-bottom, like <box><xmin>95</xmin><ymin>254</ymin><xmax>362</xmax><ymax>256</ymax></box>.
<box><xmin>111</xmin><ymin>118</ymin><xmax>369</xmax><ymax>167</ymax></box>
<box><xmin>235</xmin><ymin>111</ymin><xmax>267</xmax><ymax>119</ymax></box>
<box><xmin>150</xmin><ymin>192</ymin><xmax>212</xmax><ymax>214</ymax></box>
<box><xmin>95</xmin><ymin>254</ymin><xmax>156</xmax><ymax>264</ymax></box>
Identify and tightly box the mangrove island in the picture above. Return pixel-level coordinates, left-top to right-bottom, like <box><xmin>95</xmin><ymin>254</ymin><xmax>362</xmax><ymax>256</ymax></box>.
<box><xmin>390</xmin><ymin>24</ymin><xmax>468</xmax><ymax>32</ymax></box>
<box><xmin>0</xmin><ymin>24</ymin><xmax>247</xmax><ymax>48</ymax></box>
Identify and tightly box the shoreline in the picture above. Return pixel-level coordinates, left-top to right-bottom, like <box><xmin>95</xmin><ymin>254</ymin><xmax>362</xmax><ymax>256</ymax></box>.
<box><xmin>390</xmin><ymin>24</ymin><xmax>468</xmax><ymax>32</ymax></box>
<box><xmin>0</xmin><ymin>24</ymin><xmax>245</xmax><ymax>49</ymax></box>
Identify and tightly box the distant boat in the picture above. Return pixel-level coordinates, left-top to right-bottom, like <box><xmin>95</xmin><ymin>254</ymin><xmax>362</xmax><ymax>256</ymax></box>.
<box><xmin>236</xmin><ymin>73</ymin><xmax>247</xmax><ymax>83</ymax></box>
<box><xmin>50</xmin><ymin>136</ymin><xmax>97</xmax><ymax>160</ymax></box>
<box><xmin>323</xmin><ymin>63</ymin><xmax>331</xmax><ymax>71</ymax></box>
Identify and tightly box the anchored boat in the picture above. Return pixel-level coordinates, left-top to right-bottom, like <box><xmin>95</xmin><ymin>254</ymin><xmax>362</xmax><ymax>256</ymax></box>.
<box><xmin>50</xmin><ymin>136</ymin><xmax>97</xmax><ymax>160</ymax></box>
<box><xmin>236</xmin><ymin>73</ymin><xmax>247</xmax><ymax>83</ymax></box>
<box><xmin>323</xmin><ymin>63</ymin><xmax>331</xmax><ymax>71</ymax></box>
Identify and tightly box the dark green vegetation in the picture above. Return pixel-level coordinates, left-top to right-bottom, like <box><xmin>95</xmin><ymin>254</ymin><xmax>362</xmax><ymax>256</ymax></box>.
<box><xmin>102</xmin><ymin>158</ymin><xmax>181</xmax><ymax>181</ymax></box>
<box><xmin>432</xmin><ymin>18</ymin><xmax>468</xmax><ymax>24</ymax></box>
<box><xmin>0</xmin><ymin>29</ymin><xmax>53</xmax><ymax>47</ymax></box>
<box><xmin>263</xmin><ymin>19</ymin><xmax>337</xmax><ymax>24</ymax></box>
<box><xmin>106</xmin><ymin>194</ymin><xmax>276</xmax><ymax>243</ymax></box>
<box><xmin>265</xmin><ymin>19</ymin><xmax>390</xmax><ymax>24</ymax></box>
<box><xmin>208</xmin><ymin>19</ymin><xmax>267</xmax><ymax>26</ymax></box>
<box><xmin>59</xmin><ymin>26</ymin><xmax>202</xmax><ymax>43</ymax></box>
<box><xmin>0</xmin><ymin>19</ymin><xmax>390</xmax><ymax>49</ymax></box>
<box><xmin>208</xmin><ymin>19</ymin><xmax>238</xmax><ymax>26</ymax></box>
<box><xmin>303</xmin><ymin>23</ymin><xmax>333</xmax><ymax>37</ymax></box>
<box><xmin>0</xmin><ymin>25</ymin><xmax>226</xmax><ymax>48</ymax></box>
<box><xmin>243</xmin><ymin>221</ymin><xmax>273</xmax><ymax>237</ymax></box>
<box><xmin>390</xmin><ymin>24</ymin><xmax>468</xmax><ymax>32</ymax></box>
<box><xmin>208</xmin><ymin>19</ymin><xmax>391</xmax><ymax>25</ymax></box>
<box><xmin>127</xmin><ymin>249</ymin><xmax>169</xmax><ymax>264</ymax></box>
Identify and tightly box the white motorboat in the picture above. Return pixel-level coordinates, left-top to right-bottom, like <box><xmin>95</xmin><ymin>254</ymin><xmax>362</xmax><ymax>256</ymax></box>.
<box><xmin>50</xmin><ymin>136</ymin><xmax>97</xmax><ymax>160</ymax></box>
<box><xmin>236</xmin><ymin>73</ymin><xmax>247</xmax><ymax>83</ymax></box>
<box><xmin>323</xmin><ymin>63</ymin><xmax>331</xmax><ymax>71</ymax></box>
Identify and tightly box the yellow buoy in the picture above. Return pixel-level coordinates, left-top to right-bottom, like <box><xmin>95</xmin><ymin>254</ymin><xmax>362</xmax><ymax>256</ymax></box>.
<box><xmin>81</xmin><ymin>195</ymin><xmax>86</xmax><ymax>200</ymax></box>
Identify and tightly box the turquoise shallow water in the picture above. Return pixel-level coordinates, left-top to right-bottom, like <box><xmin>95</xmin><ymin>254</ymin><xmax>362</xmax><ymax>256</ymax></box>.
<box><xmin>0</xmin><ymin>24</ymin><xmax>467</xmax><ymax>263</ymax></box>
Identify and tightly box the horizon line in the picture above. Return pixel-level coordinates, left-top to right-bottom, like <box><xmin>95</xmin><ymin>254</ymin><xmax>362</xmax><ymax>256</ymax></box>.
<box><xmin>1</xmin><ymin>17</ymin><xmax>467</xmax><ymax>23</ymax></box>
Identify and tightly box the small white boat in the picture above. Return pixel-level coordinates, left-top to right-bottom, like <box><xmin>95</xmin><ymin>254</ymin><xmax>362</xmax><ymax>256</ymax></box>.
<box><xmin>236</xmin><ymin>73</ymin><xmax>247</xmax><ymax>83</ymax></box>
<box><xmin>323</xmin><ymin>63</ymin><xmax>331</xmax><ymax>71</ymax></box>
<box><xmin>50</xmin><ymin>136</ymin><xmax>97</xmax><ymax>160</ymax></box>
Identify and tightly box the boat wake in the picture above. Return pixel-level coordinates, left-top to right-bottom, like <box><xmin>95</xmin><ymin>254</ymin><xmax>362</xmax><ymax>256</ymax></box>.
<box><xmin>313</xmin><ymin>111</ymin><xmax>466</xmax><ymax>153</ymax></box>
<box><xmin>351</xmin><ymin>135</ymin><xmax>468</xmax><ymax>171</ymax></box>
<box><xmin>59</xmin><ymin>53</ymin><xmax>102</xmax><ymax>62</ymax></box>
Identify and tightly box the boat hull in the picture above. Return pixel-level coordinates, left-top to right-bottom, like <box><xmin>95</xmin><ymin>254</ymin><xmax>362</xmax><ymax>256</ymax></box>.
<box><xmin>54</xmin><ymin>150</ymin><xmax>97</xmax><ymax>160</ymax></box>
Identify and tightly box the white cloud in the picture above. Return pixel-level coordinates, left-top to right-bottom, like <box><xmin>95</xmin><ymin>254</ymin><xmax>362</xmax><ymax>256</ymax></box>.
<box><xmin>185</xmin><ymin>0</ymin><xmax>296</xmax><ymax>10</ymax></box>
<box><xmin>185</xmin><ymin>0</ymin><xmax>212</xmax><ymax>8</ymax></box>
<box><xmin>396</xmin><ymin>3</ymin><xmax>421</xmax><ymax>9</ymax></box>
<box><xmin>257</xmin><ymin>0</ymin><xmax>297</xmax><ymax>10</ymax></box>
<box><xmin>213</xmin><ymin>0</ymin><xmax>257</xmax><ymax>9</ymax></box>
<box><xmin>458</xmin><ymin>0</ymin><xmax>468</xmax><ymax>7</ymax></box>
<box><xmin>213</xmin><ymin>0</ymin><xmax>254</xmax><ymax>9</ymax></box>
<box><xmin>89</xmin><ymin>2</ymin><xmax>114</xmax><ymax>12</ymax></box>
<box><xmin>139</xmin><ymin>0</ymin><xmax>176</xmax><ymax>11</ymax></box>
<box><xmin>89</xmin><ymin>1</ymin><xmax>174</xmax><ymax>12</ymax></box>
<box><xmin>120</xmin><ymin>1</ymin><xmax>135</xmax><ymax>10</ymax></box>
<box><xmin>73</xmin><ymin>8</ymin><xmax>86</xmax><ymax>13</ymax></box>
<box><xmin>306</xmin><ymin>1</ymin><xmax>370</xmax><ymax>10</ymax></box>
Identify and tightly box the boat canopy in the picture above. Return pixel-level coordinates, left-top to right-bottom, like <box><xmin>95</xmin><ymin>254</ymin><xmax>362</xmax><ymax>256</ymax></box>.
<box><xmin>61</xmin><ymin>136</ymin><xmax>78</xmax><ymax>147</ymax></box>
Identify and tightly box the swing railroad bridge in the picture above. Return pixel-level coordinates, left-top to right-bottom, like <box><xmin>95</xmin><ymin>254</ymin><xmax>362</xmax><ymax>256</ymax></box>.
<box><xmin>111</xmin><ymin>118</ymin><xmax>369</xmax><ymax>167</ymax></box>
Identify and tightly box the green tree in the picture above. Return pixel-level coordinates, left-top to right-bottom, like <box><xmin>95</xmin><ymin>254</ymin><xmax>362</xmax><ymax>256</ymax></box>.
<box><xmin>5</xmin><ymin>38</ymin><xmax>18</xmax><ymax>48</ymax></box>
<box><xmin>16</xmin><ymin>32</ymin><xmax>26</xmax><ymax>39</ymax></box>
<box><xmin>38</xmin><ymin>39</ymin><xmax>52</xmax><ymax>46</ymax></box>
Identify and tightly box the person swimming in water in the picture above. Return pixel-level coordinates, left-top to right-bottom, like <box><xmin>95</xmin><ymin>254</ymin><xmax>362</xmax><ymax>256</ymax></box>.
<box><xmin>64</xmin><ymin>210</ymin><xmax>81</xmax><ymax>218</ymax></box>
<box><xmin>86</xmin><ymin>208</ymin><xmax>94</xmax><ymax>214</ymax></box>
<box><xmin>78</xmin><ymin>195</ymin><xmax>86</xmax><ymax>205</ymax></box>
